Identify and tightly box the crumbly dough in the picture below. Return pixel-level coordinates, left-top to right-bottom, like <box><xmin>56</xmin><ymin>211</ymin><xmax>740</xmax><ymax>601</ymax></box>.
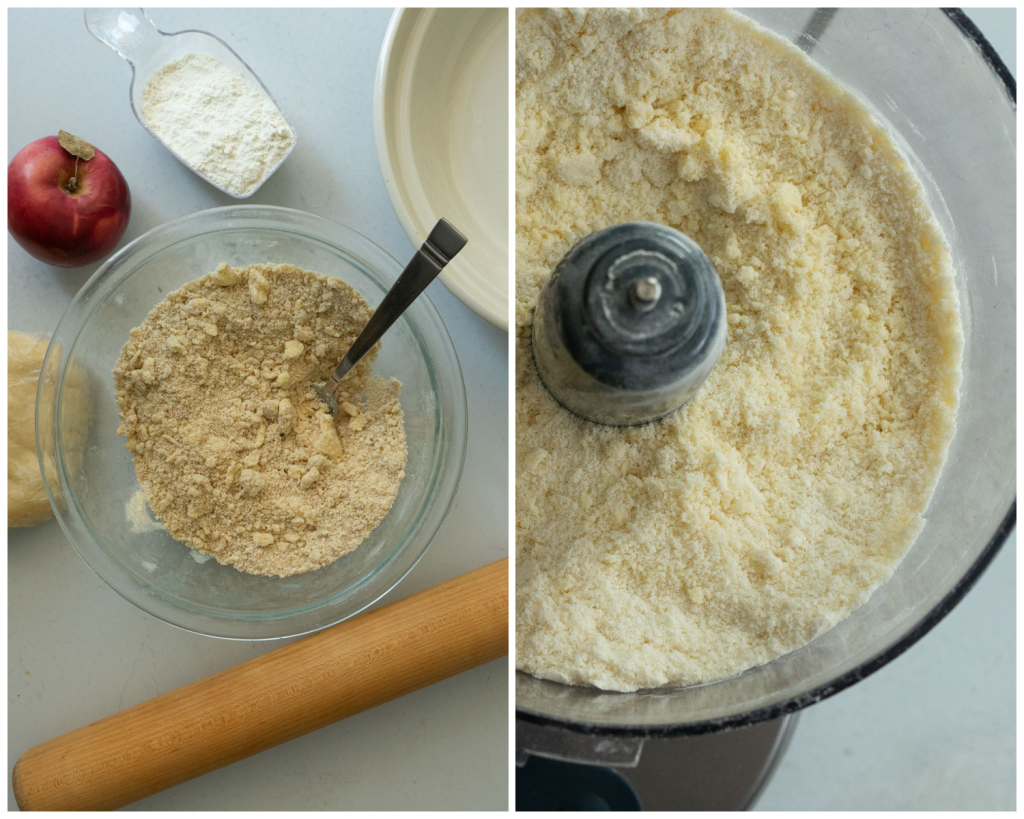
<box><xmin>8</xmin><ymin>331</ymin><xmax>54</xmax><ymax>528</ymax></box>
<box><xmin>114</xmin><ymin>263</ymin><xmax>407</xmax><ymax>578</ymax></box>
<box><xmin>516</xmin><ymin>9</ymin><xmax>962</xmax><ymax>691</ymax></box>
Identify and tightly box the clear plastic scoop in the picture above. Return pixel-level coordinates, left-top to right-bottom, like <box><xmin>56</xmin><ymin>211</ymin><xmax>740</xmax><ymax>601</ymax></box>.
<box><xmin>84</xmin><ymin>8</ymin><xmax>296</xmax><ymax>198</ymax></box>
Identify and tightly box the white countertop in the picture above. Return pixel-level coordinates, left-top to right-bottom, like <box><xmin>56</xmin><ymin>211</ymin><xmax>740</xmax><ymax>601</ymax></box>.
<box><xmin>756</xmin><ymin>9</ymin><xmax>1016</xmax><ymax>811</ymax></box>
<box><xmin>8</xmin><ymin>8</ymin><xmax>508</xmax><ymax>811</ymax></box>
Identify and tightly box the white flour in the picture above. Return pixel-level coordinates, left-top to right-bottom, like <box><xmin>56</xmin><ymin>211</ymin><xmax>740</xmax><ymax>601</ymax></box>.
<box><xmin>126</xmin><ymin>488</ymin><xmax>164</xmax><ymax>534</ymax></box>
<box><xmin>141</xmin><ymin>53</ymin><xmax>295</xmax><ymax>195</ymax></box>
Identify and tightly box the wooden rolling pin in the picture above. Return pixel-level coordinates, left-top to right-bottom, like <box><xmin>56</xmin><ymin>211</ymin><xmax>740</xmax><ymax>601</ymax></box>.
<box><xmin>13</xmin><ymin>557</ymin><xmax>508</xmax><ymax>811</ymax></box>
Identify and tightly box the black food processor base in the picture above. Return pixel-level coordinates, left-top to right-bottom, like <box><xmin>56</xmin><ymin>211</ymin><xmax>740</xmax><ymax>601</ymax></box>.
<box><xmin>516</xmin><ymin>714</ymin><xmax>796</xmax><ymax>811</ymax></box>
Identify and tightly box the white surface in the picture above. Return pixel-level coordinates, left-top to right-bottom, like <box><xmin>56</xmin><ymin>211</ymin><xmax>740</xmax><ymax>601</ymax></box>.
<box><xmin>757</xmin><ymin>9</ymin><xmax>1016</xmax><ymax>811</ymax></box>
<box><xmin>8</xmin><ymin>8</ymin><xmax>507</xmax><ymax>811</ymax></box>
<box><xmin>375</xmin><ymin>9</ymin><xmax>509</xmax><ymax>330</ymax></box>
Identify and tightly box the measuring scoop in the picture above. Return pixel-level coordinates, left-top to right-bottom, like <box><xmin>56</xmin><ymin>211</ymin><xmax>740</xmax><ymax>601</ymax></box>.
<box><xmin>84</xmin><ymin>8</ymin><xmax>296</xmax><ymax>197</ymax></box>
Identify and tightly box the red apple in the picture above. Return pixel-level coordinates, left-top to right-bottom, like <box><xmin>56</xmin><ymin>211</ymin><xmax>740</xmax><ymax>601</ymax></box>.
<box><xmin>8</xmin><ymin>134</ymin><xmax>131</xmax><ymax>268</ymax></box>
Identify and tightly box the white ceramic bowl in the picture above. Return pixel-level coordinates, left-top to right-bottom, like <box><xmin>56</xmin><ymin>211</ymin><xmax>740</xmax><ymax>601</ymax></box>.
<box><xmin>374</xmin><ymin>8</ymin><xmax>509</xmax><ymax>331</ymax></box>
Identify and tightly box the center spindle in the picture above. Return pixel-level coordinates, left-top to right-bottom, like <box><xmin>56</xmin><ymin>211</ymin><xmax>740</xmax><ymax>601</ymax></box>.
<box><xmin>531</xmin><ymin>222</ymin><xmax>726</xmax><ymax>426</ymax></box>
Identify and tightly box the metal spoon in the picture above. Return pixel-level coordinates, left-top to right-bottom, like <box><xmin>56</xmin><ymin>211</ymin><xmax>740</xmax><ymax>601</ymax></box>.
<box><xmin>314</xmin><ymin>219</ymin><xmax>467</xmax><ymax>413</ymax></box>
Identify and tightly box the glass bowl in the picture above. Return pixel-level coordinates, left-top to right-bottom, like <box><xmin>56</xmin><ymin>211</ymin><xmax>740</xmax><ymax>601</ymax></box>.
<box><xmin>516</xmin><ymin>8</ymin><xmax>1016</xmax><ymax>738</ymax></box>
<box><xmin>37</xmin><ymin>206</ymin><xmax>468</xmax><ymax>640</ymax></box>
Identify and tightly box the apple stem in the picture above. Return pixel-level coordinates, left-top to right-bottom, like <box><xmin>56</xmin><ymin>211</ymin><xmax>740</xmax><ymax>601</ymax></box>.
<box><xmin>67</xmin><ymin>156</ymin><xmax>80</xmax><ymax>194</ymax></box>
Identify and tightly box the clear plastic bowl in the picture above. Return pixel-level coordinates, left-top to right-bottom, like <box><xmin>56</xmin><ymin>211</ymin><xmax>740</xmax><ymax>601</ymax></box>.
<box><xmin>517</xmin><ymin>8</ymin><xmax>1016</xmax><ymax>737</ymax></box>
<box><xmin>37</xmin><ymin>206</ymin><xmax>468</xmax><ymax>640</ymax></box>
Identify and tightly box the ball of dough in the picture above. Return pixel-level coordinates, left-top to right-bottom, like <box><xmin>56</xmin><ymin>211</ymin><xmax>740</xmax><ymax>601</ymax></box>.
<box><xmin>9</xmin><ymin>330</ymin><xmax>53</xmax><ymax>528</ymax></box>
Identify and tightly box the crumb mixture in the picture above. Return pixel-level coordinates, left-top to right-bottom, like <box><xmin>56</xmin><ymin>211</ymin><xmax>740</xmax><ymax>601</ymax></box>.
<box><xmin>114</xmin><ymin>263</ymin><xmax>407</xmax><ymax>578</ymax></box>
<box><xmin>516</xmin><ymin>9</ymin><xmax>962</xmax><ymax>691</ymax></box>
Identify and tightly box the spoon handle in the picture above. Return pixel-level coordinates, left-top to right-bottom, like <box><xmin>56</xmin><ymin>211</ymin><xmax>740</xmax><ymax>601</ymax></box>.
<box><xmin>328</xmin><ymin>219</ymin><xmax>467</xmax><ymax>385</ymax></box>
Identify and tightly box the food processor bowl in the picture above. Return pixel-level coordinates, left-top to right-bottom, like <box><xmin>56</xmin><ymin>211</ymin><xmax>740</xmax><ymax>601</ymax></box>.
<box><xmin>516</xmin><ymin>7</ymin><xmax>1015</xmax><ymax>742</ymax></box>
<box><xmin>37</xmin><ymin>205</ymin><xmax>468</xmax><ymax>640</ymax></box>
